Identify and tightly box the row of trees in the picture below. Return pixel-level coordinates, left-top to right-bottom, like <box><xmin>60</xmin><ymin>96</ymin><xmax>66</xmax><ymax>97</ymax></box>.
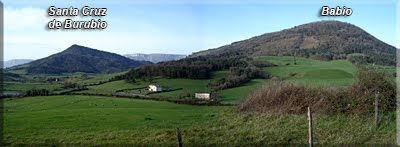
<box><xmin>208</xmin><ymin>66</ymin><xmax>269</xmax><ymax>91</ymax></box>
<box><xmin>25</xmin><ymin>89</ymin><xmax>50</xmax><ymax>96</ymax></box>
<box><xmin>121</xmin><ymin>55</ymin><xmax>249</xmax><ymax>81</ymax></box>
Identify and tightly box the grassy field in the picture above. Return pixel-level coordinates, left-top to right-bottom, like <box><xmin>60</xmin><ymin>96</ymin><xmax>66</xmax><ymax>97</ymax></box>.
<box><xmin>72</xmin><ymin>72</ymin><xmax>126</xmax><ymax>85</ymax></box>
<box><xmin>217</xmin><ymin>79</ymin><xmax>268</xmax><ymax>104</ymax></box>
<box><xmin>5</xmin><ymin>56</ymin><xmax>394</xmax><ymax>104</ymax></box>
<box><xmin>258</xmin><ymin>56</ymin><xmax>358</xmax><ymax>86</ymax></box>
<box><xmin>218</xmin><ymin>56</ymin><xmax>360</xmax><ymax>103</ymax></box>
<box><xmin>77</xmin><ymin>70</ymin><xmax>229</xmax><ymax>98</ymax></box>
<box><xmin>4</xmin><ymin>95</ymin><xmax>221</xmax><ymax>145</ymax></box>
<box><xmin>4</xmin><ymin>95</ymin><xmax>395</xmax><ymax>145</ymax></box>
<box><xmin>151</xmin><ymin>78</ymin><xmax>212</xmax><ymax>98</ymax></box>
<box><xmin>4</xmin><ymin>56</ymin><xmax>397</xmax><ymax>145</ymax></box>
<box><xmin>72</xmin><ymin>56</ymin><xmax>394</xmax><ymax>104</ymax></box>
<box><xmin>78</xmin><ymin>80</ymin><xmax>147</xmax><ymax>94</ymax></box>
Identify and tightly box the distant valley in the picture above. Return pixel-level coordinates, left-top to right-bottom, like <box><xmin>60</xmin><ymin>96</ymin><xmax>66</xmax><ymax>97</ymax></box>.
<box><xmin>3</xmin><ymin>59</ymin><xmax>33</xmax><ymax>68</ymax></box>
<box><xmin>124</xmin><ymin>53</ymin><xmax>186</xmax><ymax>63</ymax></box>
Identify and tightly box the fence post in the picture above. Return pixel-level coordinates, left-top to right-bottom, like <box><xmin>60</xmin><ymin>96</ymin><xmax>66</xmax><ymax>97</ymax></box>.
<box><xmin>375</xmin><ymin>92</ymin><xmax>380</xmax><ymax>128</ymax></box>
<box><xmin>308</xmin><ymin>107</ymin><xmax>313</xmax><ymax>147</ymax></box>
<box><xmin>176</xmin><ymin>127</ymin><xmax>183</xmax><ymax>147</ymax></box>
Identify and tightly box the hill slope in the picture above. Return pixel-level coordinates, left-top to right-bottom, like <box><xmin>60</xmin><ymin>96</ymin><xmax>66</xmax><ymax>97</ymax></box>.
<box><xmin>125</xmin><ymin>53</ymin><xmax>186</xmax><ymax>63</ymax></box>
<box><xmin>18</xmin><ymin>45</ymin><xmax>151</xmax><ymax>74</ymax></box>
<box><xmin>191</xmin><ymin>21</ymin><xmax>396</xmax><ymax>66</ymax></box>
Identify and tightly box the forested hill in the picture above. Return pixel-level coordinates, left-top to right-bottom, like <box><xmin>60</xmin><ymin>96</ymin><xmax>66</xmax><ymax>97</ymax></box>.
<box><xmin>18</xmin><ymin>45</ymin><xmax>151</xmax><ymax>74</ymax></box>
<box><xmin>123</xmin><ymin>21</ymin><xmax>395</xmax><ymax>81</ymax></box>
<box><xmin>191</xmin><ymin>21</ymin><xmax>396</xmax><ymax>66</ymax></box>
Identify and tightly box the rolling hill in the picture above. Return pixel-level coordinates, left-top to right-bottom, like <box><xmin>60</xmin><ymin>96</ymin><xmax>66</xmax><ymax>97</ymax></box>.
<box><xmin>11</xmin><ymin>44</ymin><xmax>151</xmax><ymax>74</ymax></box>
<box><xmin>190</xmin><ymin>21</ymin><xmax>396</xmax><ymax>66</ymax></box>
<box><xmin>123</xmin><ymin>21</ymin><xmax>396</xmax><ymax>82</ymax></box>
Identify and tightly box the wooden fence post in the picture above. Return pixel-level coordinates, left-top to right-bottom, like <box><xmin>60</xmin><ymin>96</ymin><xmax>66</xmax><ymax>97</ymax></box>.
<box><xmin>176</xmin><ymin>127</ymin><xmax>183</xmax><ymax>147</ymax></box>
<box><xmin>374</xmin><ymin>92</ymin><xmax>380</xmax><ymax>128</ymax></box>
<box><xmin>308</xmin><ymin>107</ymin><xmax>313</xmax><ymax>147</ymax></box>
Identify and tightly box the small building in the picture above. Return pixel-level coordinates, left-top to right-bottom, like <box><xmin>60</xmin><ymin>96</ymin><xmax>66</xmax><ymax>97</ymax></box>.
<box><xmin>148</xmin><ymin>84</ymin><xmax>162</xmax><ymax>92</ymax></box>
<box><xmin>195</xmin><ymin>93</ymin><xmax>211</xmax><ymax>100</ymax></box>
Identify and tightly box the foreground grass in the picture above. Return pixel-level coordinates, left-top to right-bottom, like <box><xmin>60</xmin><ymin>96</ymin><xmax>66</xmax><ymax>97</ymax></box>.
<box><xmin>4</xmin><ymin>95</ymin><xmax>221</xmax><ymax>145</ymax></box>
<box><xmin>4</xmin><ymin>95</ymin><xmax>395</xmax><ymax>145</ymax></box>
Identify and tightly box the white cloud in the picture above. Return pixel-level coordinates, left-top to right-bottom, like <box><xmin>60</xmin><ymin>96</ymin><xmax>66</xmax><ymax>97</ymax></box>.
<box><xmin>5</xmin><ymin>7</ymin><xmax>47</xmax><ymax>30</ymax></box>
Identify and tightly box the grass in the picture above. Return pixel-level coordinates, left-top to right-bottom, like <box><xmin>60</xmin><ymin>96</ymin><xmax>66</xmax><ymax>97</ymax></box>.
<box><xmin>6</xmin><ymin>64</ymin><xmax>29</xmax><ymax>75</ymax></box>
<box><xmin>211</xmin><ymin>70</ymin><xmax>230</xmax><ymax>79</ymax></box>
<box><xmin>78</xmin><ymin>80</ymin><xmax>147</xmax><ymax>94</ymax></box>
<box><xmin>75</xmin><ymin>56</ymin><xmax>395</xmax><ymax>104</ymax></box>
<box><xmin>78</xmin><ymin>78</ymin><xmax>211</xmax><ymax>98</ymax></box>
<box><xmin>4</xmin><ymin>82</ymin><xmax>64</xmax><ymax>92</ymax></box>
<box><xmin>218</xmin><ymin>79</ymin><xmax>268</xmax><ymax>104</ymax></box>
<box><xmin>4</xmin><ymin>95</ymin><xmax>395</xmax><ymax>145</ymax></box>
<box><xmin>3</xmin><ymin>56</ymin><xmax>397</xmax><ymax>145</ymax></box>
<box><xmin>74</xmin><ymin>72</ymin><xmax>125</xmax><ymax>85</ymax></box>
<box><xmin>4</xmin><ymin>95</ymin><xmax>221</xmax><ymax>145</ymax></box>
<box><xmin>218</xmin><ymin>56</ymin><xmax>357</xmax><ymax>103</ymax></box>
<box><xmin>152</xmin><ymin>78</ymin><xmax>211</xmax><ymax>98</ymax></box>
<box><xmin>258</xmin><ymin>56</ymin><xmax>358</xmax><ymax>86</ymax></box>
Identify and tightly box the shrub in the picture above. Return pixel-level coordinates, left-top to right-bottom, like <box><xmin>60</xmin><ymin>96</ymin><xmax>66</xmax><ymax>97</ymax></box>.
<box><xmin>25</xmin><ymin>89</ymin><xmax>50</xmax><ymax>96</ymax></box>
<box><xmin>208</xmin><ymin>66</ymin><xmax>269</xmax><ymax>91</ymax></box>
<box><xmin>238</xmin><ymin>66</ymin><xmax>395</xmax><ymax>114</ymax></box>
<box><xmin>238</xmin><ymin>81</ymin><xmax>346</xmax><ymax>114</ymax></box>
<box><xmin>347</xmin><ymin>54</ymin><xmax>370</xmax><ymax>64</ymax></box>
<box><xmin>348</xmin><ymin>66</ymin><xmax>396</xmax><ymax>113</ymax></box>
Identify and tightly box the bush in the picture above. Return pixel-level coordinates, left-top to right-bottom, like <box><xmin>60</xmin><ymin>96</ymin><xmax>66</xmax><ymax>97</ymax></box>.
<box><xmin>347</xmin><ymin>54</ymin><xmax>370</xmax><ymax>64</ymax></box>
<box><xmin>238</xmin><ymin>81</ymin><xmax>345</xmax><ymax>114</ymax></box>
<box><xmin>348</xmin><ymin>66</ymin><xmax>396</xmax><ymax>113</ymax></box>
<box><xmin>250</xmin><ymin>60</ymin><xmax>276</xmax><ymax>68</ymax></box>
<box><xmin>208</xmin><ymin>66</ymin><xmax>269</xmax><ymax>91</ymax></box>
<box><xmin>25</xmin><ymin>89</ymin><xmax>50</xmax><ymax>96</ymax></box>
<box><xmin>238</xmin><ymin>66</ymin><xmax>396</xmax><ymax>114</ymax></box>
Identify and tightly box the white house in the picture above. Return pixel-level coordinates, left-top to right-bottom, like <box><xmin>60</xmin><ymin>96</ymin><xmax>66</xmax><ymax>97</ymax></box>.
<box><xmin>148</xmin><ymin>84</ymin><xmax>162</xmax><ymax>92</ymax></box>
<box><xmin>195</xmin><ymin>93</ymin><xmax>211</xmax><ymax>100</ymax></box>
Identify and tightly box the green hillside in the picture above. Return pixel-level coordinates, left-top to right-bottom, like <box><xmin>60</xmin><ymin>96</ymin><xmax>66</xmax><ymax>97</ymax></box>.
<box><xmin>3</xmin><ymin>20</ymin><xmax>397</xmax><ymax>145</ymax></box>
<box><xmin>7</xmin><ymin>45</ymin><xmax>151</xmax><ymax>74</ymax></box>
<box><xmin>3</xmin><ymin>55</ymin><xmax>396</xmax><ymax>145</ymax></box>
<box><xmin>259</xmin><ymin>56</ymin><xmax>358</xmax><ymax>86</ymax></box>
<box><xmin>4</xmin><ymin>56</ymin><xmax>394</xmax><ymax>104</ymax></box>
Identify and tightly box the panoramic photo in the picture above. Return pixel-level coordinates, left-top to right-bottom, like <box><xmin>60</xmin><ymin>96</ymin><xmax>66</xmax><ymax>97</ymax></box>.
<box><xmin>1</xmin><ymin>0</ymin><xmax>398</xmax><ymax>145</ymax></box>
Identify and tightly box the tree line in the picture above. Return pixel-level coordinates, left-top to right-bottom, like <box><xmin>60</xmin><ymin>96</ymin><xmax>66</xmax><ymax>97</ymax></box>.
<box><xmin>118</xmin><ymin>54</ymin><xmax>251</xmax><ymax>81</ymax></box>
<box><xmin>208</xmin><ymin>66</ymin><xmax>269</xmax><ymax>91</ymax></box>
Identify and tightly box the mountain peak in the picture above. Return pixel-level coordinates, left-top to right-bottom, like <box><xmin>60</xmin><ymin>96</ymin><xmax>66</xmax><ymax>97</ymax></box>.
<box><xmin>21</xmin><ymin>45</ymin><xmax>151</xmax><ymax>74</ymax></box>
<box><xmin>191</xmin><ymin>20</ymin><xmax>396</xmax><ymax>66</ymax></box>
<box><xmin>64</xmin><ymin>44</ymin><xmax>94</xmax><ymax>52</ymax></box>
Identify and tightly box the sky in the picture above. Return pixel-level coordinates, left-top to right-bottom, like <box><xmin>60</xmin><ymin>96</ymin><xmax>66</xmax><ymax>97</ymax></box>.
<box><xmin>2</xmin><ymin>0</ymin><xmax>398</xmax><ymax>60</ymax></box>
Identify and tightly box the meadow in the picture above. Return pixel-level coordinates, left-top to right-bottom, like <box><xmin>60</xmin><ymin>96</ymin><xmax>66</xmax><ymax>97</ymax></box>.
<box><xmin>258</xmin><ymin>56</ymin><xmax>358</xmax><ymax>86</ymax></box>
<box><xmin>3</xmin><ymin>56</ymin><xmax>397</xmax><ymax>145</ymax></box>
<box><xmin>4</xmin><ymin>95</ymin><xmax>395</xmax><ymax>145</ymax></box>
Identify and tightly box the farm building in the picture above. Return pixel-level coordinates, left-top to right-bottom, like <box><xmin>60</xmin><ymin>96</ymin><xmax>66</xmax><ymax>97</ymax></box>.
<box><xmin>195</xmin><ymin>93</ymin><xmax>211</xmax><ymax>100</ymax></box>
<box><xmin>148</xmin><ymin>84</ymin><xmax>162</xmax><ymax>92</ymax></box>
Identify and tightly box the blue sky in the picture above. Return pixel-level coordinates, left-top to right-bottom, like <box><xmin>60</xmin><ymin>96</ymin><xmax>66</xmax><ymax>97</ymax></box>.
<box><xmin>3</xmin><ymin>0</ymin><xmax>398</xmax><ymax>60</ymax></box>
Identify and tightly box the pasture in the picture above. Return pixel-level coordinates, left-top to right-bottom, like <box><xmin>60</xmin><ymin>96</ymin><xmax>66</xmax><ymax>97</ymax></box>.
<box><xmin>4</xmin><ymin>95</ymin><xmax>395</xmax><ymax>145</ymax></box>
